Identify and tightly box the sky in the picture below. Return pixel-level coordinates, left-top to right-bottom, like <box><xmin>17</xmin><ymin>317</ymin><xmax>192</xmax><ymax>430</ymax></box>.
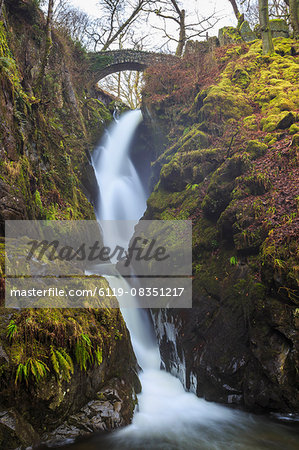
<box><xmin>68</xmin><ymin>0</ymin><xmax>237</xmax><ymax>50</ymax></box>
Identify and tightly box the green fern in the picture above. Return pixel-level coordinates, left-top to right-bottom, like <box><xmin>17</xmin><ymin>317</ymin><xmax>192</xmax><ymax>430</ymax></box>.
<box><xmin>15</xmin><ymin>358</ymin><xmax>49</xmax><ymax>385</ymax></box>
<box><xmin>75</xmin><ymin>333</ymin><xmax>93</xmax><ymax>371</ymax></box>
<box><xmin>50</xmin><ymin>346</ymin><xmax>59</xmax><ymax>374</ymax></box>
<box><xmin>50</xmin><ymin>346</ymin><xmax>74</xmax><ymax>382</ymax></box>
<box><xmin>7</xmin><ymin>320</ymin><xmax>18</xmax><ymax>340</ymax></box>
<box><xmin>15</xmin><ymin>363</ymin><xmax>28</xmax><ymax>385</ymax></box>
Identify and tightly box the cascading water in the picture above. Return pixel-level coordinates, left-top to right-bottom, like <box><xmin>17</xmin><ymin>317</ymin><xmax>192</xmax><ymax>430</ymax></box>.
<box><xmin>63</xmin><ymin>110</ymin><xmax>298</xmax><ymax>449</ymax></box>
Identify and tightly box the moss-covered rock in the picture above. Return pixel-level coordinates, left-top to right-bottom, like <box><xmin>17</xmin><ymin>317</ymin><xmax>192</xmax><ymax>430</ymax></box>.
<box><xmin>218</xmin><ymin>26</ymin><xmax>242</xmax><ymax>46</ymax></box>
<box><xmin>261</xmin><ymin>111</ymin><xmax>296</xmax><ymax>132</ymax></box>
<box><xmin>239</xmin><ymin>21</ymin><xmax>257</xmax><ymax>42</ymax></box>
<box><xmin>269</xmin><ymin>19</ymin><xmax>289</xmax><ymax>38</ymax></box>
<box><xmin>289</xmin><ymin>123</ymin><xmax>299</xmax><ymax>135</ymax></box>
<box><xmin>245</xmin><ymin>140</ymin><xmax>268</xmax><ymax>159</ymax></box>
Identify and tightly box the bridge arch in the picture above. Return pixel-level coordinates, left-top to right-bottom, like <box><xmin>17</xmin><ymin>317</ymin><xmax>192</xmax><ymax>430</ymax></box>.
<box><xmin>88</xmin><ymin>49</ymin><xmax>179</xmax><ymax>84</ymax></box>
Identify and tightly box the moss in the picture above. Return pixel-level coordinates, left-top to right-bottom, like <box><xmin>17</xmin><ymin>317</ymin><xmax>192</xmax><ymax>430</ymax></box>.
<box><xmin>83</xmin><ymin>98</ymin><xmax>112</xmax><ymax>145</ymax></box>
<box><xmin>202</xmin><ymin>153</ymin><xmax>251</xmax><ymax>219</ymax></box>
<box><xmin>243</xmin><ymin>115</ymin><xmax>258</xmax><ymax>131</ymax></box>
<box><xmin>218</xmin><ymin>26</ymin><xmax>242</xmax><ymax>46</ymax></box>
<box><xmin>34</xmin><ymin>190</ymin><xmax>43</xmax><ymax>217</ymax></box>
<box><xmin>245</xmin><ymin>140</ymin><xmax>268</xmax><ymax>159</ymax></box>
<box><xmin>291</xmin><ymin>133</ymin><xmax>299</xmax><ymax>147</ymax></box>
<box><xmin>5</xmin><ymin>285</ymin><xmax>128</xmax><ymax>386</ymax></box>
<box><xmin>289</xmin><ymin>123</ymin><xmax>299</xmax><ymax>135</ymax></box>
<box><xmin>200</xmin><ymin>75</ymin><xmax>253</xmax><ymax>131</ymax></box>
<box><xmin>160</xmin><ymin>159</ymin><xmax>185</xmax><ymax>191</ymax></box>
<box><xmin>231</xmin><ymin>68</ymin><xmax>251</xmax><ymax>88</ymax></box>
<box><xmin>260</xmin><ymin>111</ymin><xmax>296</xmax><ymax>132</ymax></box>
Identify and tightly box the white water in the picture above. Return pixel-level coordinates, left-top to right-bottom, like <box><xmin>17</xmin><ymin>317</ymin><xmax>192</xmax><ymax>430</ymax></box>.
<box><xmin>81</xmin><ymin>110</ymin><xmax>298</xmax><ymax>449</ymax></box>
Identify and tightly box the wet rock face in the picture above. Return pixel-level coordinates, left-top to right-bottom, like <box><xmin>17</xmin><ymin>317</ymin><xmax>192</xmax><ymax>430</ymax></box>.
<box><xmin>151</xmin><ymin>286</ymin><xmax>298</xmax><ymax>412</ymax></box>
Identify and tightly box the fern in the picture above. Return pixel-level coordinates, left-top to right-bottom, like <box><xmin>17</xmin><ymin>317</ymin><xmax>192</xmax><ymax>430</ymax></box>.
<box><xmin>15</xmin><ymin>363</ymin><xmax>28</xmax><ymax>385</ymax></box>
<box><xmin>50</xmin><ymin>346</ymin><xmax>59</xmax><ymax>375</ymax></box>
<box><xmin>7</xmin><ymin>320</ymin><xmax>18</xmax><ymax>340</ymax></box>
<box><xmin>50</xmin><ymin>346</ymin><xmax>74</xmax><ymax>382</ymax></box>
<box><xmin>15</xmin><ymin>358</ymin><xmax>49</xmax><ymax>385</ymax></box>
<box><xmin>56</xmin><ymin>349</ymin><xmax>74</xmax><ymax>382</ymax></box>
<box><xmin>75</xmin><ymin>333</ymin><xmax>93</xmax><ymax>371</ymax></box>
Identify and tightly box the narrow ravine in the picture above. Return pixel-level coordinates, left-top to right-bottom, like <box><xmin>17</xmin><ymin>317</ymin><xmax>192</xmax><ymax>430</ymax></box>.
<box><xmin>60</xmin><ymin>111</ymin><xmax>298</xmax><ymax>450</ymax></box>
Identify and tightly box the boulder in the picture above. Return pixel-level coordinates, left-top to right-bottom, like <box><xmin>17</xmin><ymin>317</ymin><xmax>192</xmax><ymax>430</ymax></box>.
<box><xmin>218</xmin><ymin>26</ymin><xmax>242</xmax><ymax>46</ymax></box>
<box><xmin>269</xmin><ymin>19</ymin><xmax>289</xmax><ymax>38</ymax></box>
<box><xmin>239</xmin><ymin>21</ymin><xmax>257</xmax><ymax>42</ymax></box>
<box><xmin>0</xmin><ymin>409</ymin><xmax>39</xmax><ymax>449</ymax></box>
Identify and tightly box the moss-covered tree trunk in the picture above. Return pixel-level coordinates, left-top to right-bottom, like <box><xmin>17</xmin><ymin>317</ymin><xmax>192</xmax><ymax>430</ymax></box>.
<box><xmin>35</xmin><ymin>0</ymin><xmax>54</xmax><ymax>92</ymax></box>
<box><xmin>258</xmin><ymin>0</ymin><xmax>274</xmax><ymax>54</ymax></box>
<box><xmin>289</xmin><ymin>0</ymin><xmax>299</xmax><ymax>38</ymax></box>
<box><xmin>0</xmin><ymin>0</ymin><xmax>4</xmax><ymax>18</ymax></box>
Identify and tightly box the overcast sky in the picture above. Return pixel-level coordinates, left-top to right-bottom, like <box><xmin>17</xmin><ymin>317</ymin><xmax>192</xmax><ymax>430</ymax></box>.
<box><xmin>68</xmin><ymin>0</ymin><xmax>237</xmax><ymax>46</ymax></box>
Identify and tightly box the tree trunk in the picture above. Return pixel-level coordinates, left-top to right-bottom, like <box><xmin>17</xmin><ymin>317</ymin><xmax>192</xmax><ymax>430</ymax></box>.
<box><xmin>289</xmin><ymin>0</ymin><xmax>299</xmax><ymax>38</ymax></box>
<box><xmin>0</xmin><ymin>0</ymin><xmax>4</xmax><ymax>18</ymax></box>
<box><xmin>35</xmin><ymin>0</ymin><xmax>54</xmax><ymax>92</ymax></box>
<box><xmin>228</xmin><ymin>0</ymin><xmax>241</xmax><ymax>20</ymax></box>
<box><xmin>258</xmin><ymin>0</ymin><xmax>274</xmax><ymax>54</ymax></box>
<box><xmin>175</xmin><ymin>8</ymin><xmax>185</xmax><ymax>57</ymax></box>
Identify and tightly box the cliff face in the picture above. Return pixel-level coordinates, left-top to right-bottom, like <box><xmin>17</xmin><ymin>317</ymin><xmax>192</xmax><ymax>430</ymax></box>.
<box><xmin>143</xmin><ymin>37</ymin><xmax>299</xmax><ymax>413</ymax></box>
<box><xmin>0</xmin><ymin>1</ymin><xmax>140</xmax><ymax>447</ymax></box>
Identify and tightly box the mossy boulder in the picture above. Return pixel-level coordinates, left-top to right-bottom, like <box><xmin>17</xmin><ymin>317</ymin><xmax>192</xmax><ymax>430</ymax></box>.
<box><xmin>289</xmin><ymin>123</ymin><xmax>299</xmax><ymax>135</ymax></box>
<box><xmin>291</xmin><ymin>133</ymin><xmax>299</xmax><ymax>147</ymax></box>
<box><xmin>239</xmin><ymin>21</ymin><xmax>257</xmax><ymax>42</ymax></box>
<box><xmin>261</xmin><ymin>111</ymin><xmax>296</xmax><ymax>132</ymax></box>
<box><xmin>160</xmin><ymin>159</ymin><xmax>185</xmax><ymax>191</ymax></box>
<box><xmin>269</xmin><ymin>19</ymin><xmax>289</xmax><ymax>38</ymax></box>
<box><xmin>179</xmin><ymin>124</ymin><xmax>210</xmax><ymax>152</ymax></box>
<box><xmin>232</xmin><ymin>68</ymin><xmax>251</xmax><ymax>88</ymax></box>
<box><xmin>202</xmin><ymin>154</ymin><xmax>251</xmax><ymax>219</ymax></box>
<box><xmin>245</xmin><ymin>140</ymin><xmax>268</xmax><ymax>159</ymax></box>
<box><xmin>200</xmin><ymin>79</ymin><xmax>253</xmax><ymax>130</ymax></box>
<box><xmin>243</xmin><ymin>115</ymin><xmax>258</xmax><ymax>130</ymax></box>
<box><xmin>218</xmin><ymin>26</ymin><xmax>242</xmax><ymax>46</ymax></box>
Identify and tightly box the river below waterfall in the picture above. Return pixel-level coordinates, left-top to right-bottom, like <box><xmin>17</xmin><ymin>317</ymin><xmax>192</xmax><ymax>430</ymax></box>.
<box><xmin>58</xmin><ymin>110</ymin><xmax>298</xmax><ymax>450</ymax></box>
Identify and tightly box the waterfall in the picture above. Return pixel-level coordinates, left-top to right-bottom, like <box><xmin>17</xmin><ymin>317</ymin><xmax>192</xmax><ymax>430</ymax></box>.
<box><xmin>84</xmin><ymin>110</ymin><xmax>298</xmax><ymax>450</ymax></box>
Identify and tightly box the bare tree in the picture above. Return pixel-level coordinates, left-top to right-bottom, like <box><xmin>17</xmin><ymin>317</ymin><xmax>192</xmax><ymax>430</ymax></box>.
<box><xmin>259</xmin><ymin>0</ymin><xmax>274</xmax><ymax>53</ymax></box>
<box><xmin>86</xmin><ymin>0</ymin><xmax>154</xmax><ymax>52</ymax></box>
<box><xmin>53</xmin><ymin>0</ymin><xmax>90</xmax><ymax>43</ymax></box>
<box><xmin>152</xmin><ymin>0</ymin><xmax>220</xmax><ymax>56</ymax></box>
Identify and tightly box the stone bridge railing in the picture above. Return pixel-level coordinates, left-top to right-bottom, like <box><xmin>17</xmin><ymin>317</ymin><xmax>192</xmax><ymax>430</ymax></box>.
<box><xmin>88</xmin><ymin>49</ymin><xmax>179</xmax><ymax>84</ymax></box>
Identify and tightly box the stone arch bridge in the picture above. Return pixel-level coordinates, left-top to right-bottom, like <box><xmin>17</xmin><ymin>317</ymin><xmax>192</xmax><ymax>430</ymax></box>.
<box><xmin>88</xmin><ymin>49</ymin><xmax>179</xmax><ymax>84</ymax></box>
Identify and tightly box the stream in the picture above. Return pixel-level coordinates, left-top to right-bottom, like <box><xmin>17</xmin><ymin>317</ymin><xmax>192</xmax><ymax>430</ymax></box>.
<box><xmin>60</xmin><ymin>110</ymin><xmax>298</xmax><ymax>450</ymax></box>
